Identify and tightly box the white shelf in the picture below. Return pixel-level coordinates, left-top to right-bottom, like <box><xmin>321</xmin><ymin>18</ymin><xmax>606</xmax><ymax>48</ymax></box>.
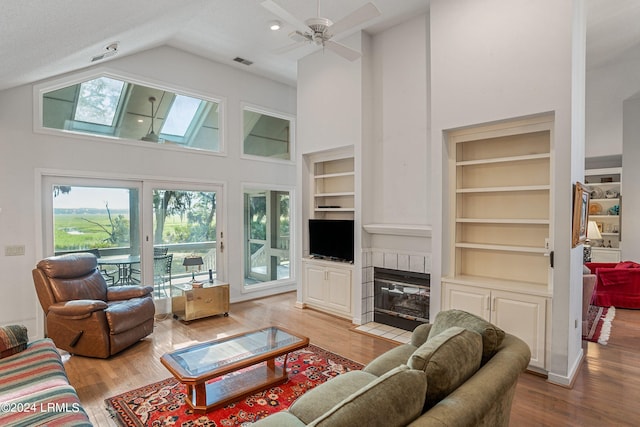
<box><xmin>456</xmin><ymin>185</ymin><xmax>550</xmax><ymax>193</ymax></box>
<box><xmin>455</xmin><ymin>242</ymin><xmax>547</xmax><ymax>254</ymax></box>
<box><xmin>314</xmin><ymin>192</ymin><xmax>355</xmax><ymax>197</ymax></box>
<box><xmin>314</xmin><ymin>207</ymin><xmax>354</xmax><ymax>212</ymax></box>
<box><xmin>456</xmin><ymin>153</ymin><xmax>550</xmax><ymax>166</ymax></box>
<box><xmin>314</xmin><ymin>171</ymin><xmax>355</xmax><ymax>179</ymax></box>
<box><xmin>456</xmin><ymin>218</ymin><xmax>549</xmax><ymax>224</ymax></box>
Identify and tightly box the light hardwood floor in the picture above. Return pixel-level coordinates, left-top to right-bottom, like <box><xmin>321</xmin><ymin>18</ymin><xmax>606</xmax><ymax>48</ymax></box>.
<box><xmin>62</xmin><ymin>292</ymin><xmax>640</xmax><ymax>426</ymax></box>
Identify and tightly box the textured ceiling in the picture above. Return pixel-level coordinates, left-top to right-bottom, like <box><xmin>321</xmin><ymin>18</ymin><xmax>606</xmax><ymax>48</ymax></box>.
<box><xmin>0</xmin><ymin>0</ymin><xmax>638</xmax><ymax>91</ymax></box>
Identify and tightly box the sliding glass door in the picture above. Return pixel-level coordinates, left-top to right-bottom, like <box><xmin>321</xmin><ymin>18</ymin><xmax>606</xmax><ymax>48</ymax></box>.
<box><xmin>43</xmin><ymin>176</ymin><xmax>224</xmax><ymax>303</ymax></box>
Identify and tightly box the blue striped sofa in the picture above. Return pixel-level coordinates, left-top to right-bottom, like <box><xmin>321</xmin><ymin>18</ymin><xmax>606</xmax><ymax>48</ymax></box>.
<box><xmin>0</xmin><ymin>325</ymin><xmax>91</xmax><ymax>426</ymax></box>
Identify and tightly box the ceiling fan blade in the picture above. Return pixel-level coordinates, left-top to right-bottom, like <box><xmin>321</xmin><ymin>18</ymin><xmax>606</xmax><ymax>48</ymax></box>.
<box><xmin>261</xmin><ymin>0</ymin><xmax>310</xmax><ymax>34</ymax></box>
<box><xmin>328</xmin><ymin>2</ymin><xmax>381</xmax><ymax>36</ymax></box>
<box><xmin>324</xmin><ymin>40</ymin><xmax>362</xmax><ymax>61</ymax></box>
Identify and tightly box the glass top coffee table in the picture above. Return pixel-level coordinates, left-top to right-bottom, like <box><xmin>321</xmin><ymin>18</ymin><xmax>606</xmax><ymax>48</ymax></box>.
<box><xmin>160</xmin><ymin>326</ymin><xmax>309</xmax><ymax>413</ymax></box>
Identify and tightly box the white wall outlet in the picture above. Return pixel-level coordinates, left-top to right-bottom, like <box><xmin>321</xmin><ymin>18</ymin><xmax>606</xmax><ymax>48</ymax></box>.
<box><xmin>5</xmin><ymin>245</ymin><xmax>25</xmax><ymax>256</ymax></box>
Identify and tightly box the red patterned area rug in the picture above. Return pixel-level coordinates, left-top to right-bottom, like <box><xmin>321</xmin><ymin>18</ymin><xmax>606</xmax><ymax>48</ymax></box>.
<box><xmin>105</xmin><ymin>344</ymin><xmax>362</xmax><ymax>427</ymax></box>
<box><xmin>583</xmin><ymin>305</ymin><xmax>616</xmax><ymax>345</ymax></box>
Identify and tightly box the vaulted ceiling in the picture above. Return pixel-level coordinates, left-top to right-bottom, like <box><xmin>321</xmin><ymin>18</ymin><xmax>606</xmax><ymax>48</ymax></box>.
<box><xmin>0</xmin><ymin>0</ymin><xmax>638</xmax><ymax>91</ymax></box>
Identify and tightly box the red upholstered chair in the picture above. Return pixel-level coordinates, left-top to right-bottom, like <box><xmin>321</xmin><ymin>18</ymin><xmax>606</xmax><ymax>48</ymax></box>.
<box><xmin>585</xmin><ymin>261</ymin><xmax>640</xmax><ymax>308</ymax></box>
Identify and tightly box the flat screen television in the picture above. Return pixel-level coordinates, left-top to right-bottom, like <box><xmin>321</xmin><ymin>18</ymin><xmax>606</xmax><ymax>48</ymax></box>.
<box><xmin>308</xmin><ymin>219</ymin><xmax>354</xmax><ymax>262</ymax></box>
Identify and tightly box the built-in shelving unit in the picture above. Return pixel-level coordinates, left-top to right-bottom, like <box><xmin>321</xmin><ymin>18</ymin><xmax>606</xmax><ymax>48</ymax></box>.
<box><xmin>313</xmin><ymin>156</ymin><xmax>355</xmax><ymax>218</ymax></box>
<box><xmin>585</xmin><ymin>167</ymin><xmax>622</xmax><ymax>262</ymax></box>
<box><xmin>302</xmin><ymin>147</ymin><xmax>356</xmax><ymax>320</ymax></box>
<box><xmin>442</xmin><ymin>115</ymin><xmax>554</xmax><ymax>370</ymax></box>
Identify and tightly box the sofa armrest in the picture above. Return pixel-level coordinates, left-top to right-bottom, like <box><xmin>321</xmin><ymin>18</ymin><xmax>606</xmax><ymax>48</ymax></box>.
<box><xmin>411</xmin><ymin>323</ymin><xmax>433</xmax><ymax>347</ymax></box>
<box><xmin>48</xmin><ymin>300</ymin><xmax>108</xmax><ymax>318</ymax></box>
<box><xmin>407</xmin><ymin>334</ymin><xmax>530</xmax><ymax>427</ymax></box>
<box><xmin>107</xmin><ymin>285</ymin><xmax>153</xmax><ymax>301</ymax></box>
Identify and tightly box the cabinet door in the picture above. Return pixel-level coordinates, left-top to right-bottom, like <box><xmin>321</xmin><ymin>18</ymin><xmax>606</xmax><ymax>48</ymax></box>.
<box><xmin>305</xmin><ymin>265</ymin><xmax>326</xmax><ymax>305</ymax></box>
<box><xmin>442</xmin><ymin>282</ymin><xmax>490</xmax><ymax>321</ymax></box>
<box><xmin>491</xmin><ymin>290</ymin><xmax>546</xmax><ymax>368</ymax></box>
<box><xmin>326</xmin><ymin>267</ymin><xmax>352</xmax><ymax>315</ymax></box>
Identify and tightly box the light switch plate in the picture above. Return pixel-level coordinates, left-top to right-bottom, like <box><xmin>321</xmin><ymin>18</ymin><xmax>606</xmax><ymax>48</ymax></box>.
<box><xmin>5</xmin><ymin>245</ymin><xmax>25</xmax><ymax>256</ymax></box>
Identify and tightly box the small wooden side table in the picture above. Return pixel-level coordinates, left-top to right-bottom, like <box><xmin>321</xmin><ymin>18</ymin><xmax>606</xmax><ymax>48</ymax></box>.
<box><xmin>171</xmin><ymin>280</ymin><xmax>229</xmax><ymax>322</ymax></box>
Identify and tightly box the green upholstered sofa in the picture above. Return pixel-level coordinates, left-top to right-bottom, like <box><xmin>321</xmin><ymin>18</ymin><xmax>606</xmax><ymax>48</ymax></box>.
<box><xmin>251</xmin><ymin>310</ymin><xmax>531</xmax><ymax>427</ymax></box>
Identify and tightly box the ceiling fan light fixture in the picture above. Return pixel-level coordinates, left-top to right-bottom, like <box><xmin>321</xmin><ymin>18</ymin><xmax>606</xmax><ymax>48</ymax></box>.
<box><xmin>269</xmin><ymin>20</ymin><xmax>281</xmax><ymax>31</ymax></box>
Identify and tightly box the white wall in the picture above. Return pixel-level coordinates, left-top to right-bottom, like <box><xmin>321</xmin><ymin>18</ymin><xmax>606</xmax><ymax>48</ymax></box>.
<box><xmin>622</xmin><ymin>96</ymin><xmax>640</xmax><ymax>260</ymax></box>
<box><xmin>586</xmin><ymin>51</ymin><xmax>640</xmax><ymax>157</ymax></box>
<box><xmin>430</xmin><ymin>0</ymin><xmax>585</xmax><ymax>383</ymax></box>
<box><xmin>368</xmin><ymin>15</ymin><xmax>429</xmax><ymax>227</ymax></box>
<box><xmin>0</xmin><ymin>46</ymin><xmax>297</xmax><ymax>337</ymax></box>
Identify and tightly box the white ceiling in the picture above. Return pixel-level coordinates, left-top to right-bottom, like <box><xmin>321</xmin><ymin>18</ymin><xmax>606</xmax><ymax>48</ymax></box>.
<box><xmin>0</xmin><ymin>0</ymin><xmax>638</xmax><ymax>91</ymax></box>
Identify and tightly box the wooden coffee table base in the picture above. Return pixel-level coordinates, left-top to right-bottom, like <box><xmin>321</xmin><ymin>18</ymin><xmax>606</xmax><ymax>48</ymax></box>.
<box><xmin>187</xmin><ymin>357</ymin><xmax>289</xmax><ymax>414</ymax></box>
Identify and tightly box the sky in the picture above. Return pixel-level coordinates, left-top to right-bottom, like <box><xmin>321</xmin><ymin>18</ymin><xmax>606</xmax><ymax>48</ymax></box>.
<box><xmin>53</xmin><ymin>186</ymin><xmax>131</xmax><ymax>210</ymax></box>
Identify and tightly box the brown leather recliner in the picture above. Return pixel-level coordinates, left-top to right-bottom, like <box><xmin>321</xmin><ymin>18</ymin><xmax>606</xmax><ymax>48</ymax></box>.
<box><xmin>32</xmin><ymin>253</ymin><xmax>155</xmax><ymax>358</ymax></box>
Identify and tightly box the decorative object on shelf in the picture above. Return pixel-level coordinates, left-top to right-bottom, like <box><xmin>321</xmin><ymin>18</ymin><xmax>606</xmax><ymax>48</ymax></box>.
<box><xmin>608</xmin><ymin>205</ymin><xmax>620</xmax><ymax>216</ymax></box>
<box><xmin>573</xmin><ymin>182</ymin><xmax>590</xmax><ymax>248</ymax></box>
<box><xmin>589</xmin><ymin>202</ymin><xmax>602</xmax><ymax>215</ymax></box>
<box><xmin>605</xmin><ymin>189</ymin><xmax>619</xmax><ymax>199</ymax></box>
<box><xmin>590</xmin><ymin>186</ymin><xmax>604</xmax><ymax>199</ymax></box>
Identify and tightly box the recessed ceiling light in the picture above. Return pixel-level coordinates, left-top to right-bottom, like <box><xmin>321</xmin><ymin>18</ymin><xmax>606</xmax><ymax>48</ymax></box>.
<box><xmin>269</xmin><ymin>20</ymin><xmax>281</xmax><ymax>31</ymax></box>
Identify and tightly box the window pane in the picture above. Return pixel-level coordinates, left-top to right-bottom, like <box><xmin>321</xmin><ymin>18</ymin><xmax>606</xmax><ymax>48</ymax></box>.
<box><xmin>243</xmin><ymin>109</ymin><xmax>292</xmax><ymax>160</ymax></box>
<box><xmin>74</xmin><ymin>77</ymin><xmax>125</xmax><ymax>126</ymax></box>
<box><xmin>244</xmin><ymin>188</ymin><xmax>291</xmax><ymax>286</ymax></box>
<box><xmin>153</xmin><ymin>189</ymin><xmax>217</xmax><ymax>295</ymax></box>
<box><xmin>51</xmin><ymin>184</ymin><xmax>141</xmax><ymax>286</ymax></box>
<box><xmin>42</xmin><ymin>76</ymin><xmax>221</xmax><ymax>152</ymax></box>
<box><xmin>161</xmin><ymin>95</ymin><xmax>202</xmax><ymax>137</ymax></box>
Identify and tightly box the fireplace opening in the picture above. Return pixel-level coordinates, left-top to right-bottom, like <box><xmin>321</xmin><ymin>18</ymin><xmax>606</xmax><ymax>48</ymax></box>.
<box><xmin>374</xmin><ymin>267</ymin><xmax>430</xmax><ymax>331</ymax></box>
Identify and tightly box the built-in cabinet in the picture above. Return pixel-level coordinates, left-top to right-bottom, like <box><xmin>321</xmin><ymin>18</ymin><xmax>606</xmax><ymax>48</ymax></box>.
<box><xmin>442</xmin><ymin>116</ymin><xmax>553</xmax><ymax>371</ymax></box>
<box><xmin>442</xmin><ymin>281</ymin><xmax>547</xmax><ymax>368</ymax></box>
<box><xmin>585</xmin><ymin>167</ymin><xmax>622</xmax><ymax>262</ymax></box>
<box><xmin>302</xmin><ymin>147</ymin><xmax>355</xmax><ymax>318</ymax></box>
<box><xmin>302</xmin><ymin>258</ymin><xmax>353</xmax><ymax>319</ymax></box>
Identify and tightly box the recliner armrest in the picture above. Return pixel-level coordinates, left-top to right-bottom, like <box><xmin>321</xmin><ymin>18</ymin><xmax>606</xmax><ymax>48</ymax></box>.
<box><xmin>107</xmin><ymin>285</ymin><xmax>153</xmax><ymax>301</ymax></box>
<box><xmin>48</xmin><ymin>300</ymin><xmax>108</xmax><ymax>318</ymax></box>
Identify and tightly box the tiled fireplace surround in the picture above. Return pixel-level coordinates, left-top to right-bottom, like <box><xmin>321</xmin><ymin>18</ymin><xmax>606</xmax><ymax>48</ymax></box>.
<box><xmin>359</xmin><ymin>248</ymin><xmax>432</xmax><ymax>325</ymax></box>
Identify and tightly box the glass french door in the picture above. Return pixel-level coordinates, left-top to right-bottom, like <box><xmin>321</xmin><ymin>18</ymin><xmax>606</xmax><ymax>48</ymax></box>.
<box><xmin>146</xmin><ymin>183</ymin><xmax>223</xmax><ymax>299</ymax></box>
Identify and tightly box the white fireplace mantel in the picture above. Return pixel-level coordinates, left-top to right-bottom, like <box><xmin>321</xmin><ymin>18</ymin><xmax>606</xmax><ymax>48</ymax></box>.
<box><xmin>363</xmin><ymin>223</ymin><xmax>432</xmax><ymax>237</ymax></box>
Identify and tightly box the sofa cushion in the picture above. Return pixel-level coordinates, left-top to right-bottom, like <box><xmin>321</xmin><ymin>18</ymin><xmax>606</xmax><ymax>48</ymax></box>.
<box><xmin>362</xmin><ymin>343</ymin><xmax>417</xmax><ymax>377</ymax></box>
<box><xmin>0</xmin><ymin>325</ymin><xmax>28</xmax><ymax>359</ymax></box>
<box><xmin>409</xmin><ymin>326</ymin><xmax>482</xmax><ymax>410</ymax></box>
<box><xmin>308</xmin><ymin>365</ymin><xmax>427</xmax><ymax>427</ymax></box>
<box><xmin>289</xmin><ymin>370</ymin><xmax>377</xmax><ymax>424</ymax></box>
<box><xmin>428</xmin><ymin>309</ymin><xmax>505</xmax><ymax>362</ymax></box>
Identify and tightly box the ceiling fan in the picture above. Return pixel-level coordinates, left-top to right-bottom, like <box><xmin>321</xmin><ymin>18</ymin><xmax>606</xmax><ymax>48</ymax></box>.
<box><xmin>261</xmin><ymin>0</ymin><xmax>381</xmax><ymax>61</ymax></box>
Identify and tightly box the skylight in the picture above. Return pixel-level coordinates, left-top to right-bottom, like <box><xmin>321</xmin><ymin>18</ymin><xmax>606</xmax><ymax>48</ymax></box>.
<box><xmin>73</xmin><ymin>77</ymin><xmax>125</xmax><ymax>126</ymax></box>
<box><xmin>161</xmin><ymin>95</ymin><xmax>202</xmax><ymax>137</ymax></box>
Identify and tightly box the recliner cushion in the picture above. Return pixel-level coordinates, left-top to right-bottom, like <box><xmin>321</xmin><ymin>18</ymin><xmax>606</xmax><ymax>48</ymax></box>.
<box><xmin>105</xmin><ymin>298</ymin><xmax>155</xmax><ymax>334</ymax></box>
<box><xmin>409</xmin><ymin>326</ymin><xmax>482</xmax><ymax>410</ymax></box>
<box><xmin>427</xmin><ymin>309</ymin><xmax>505</xmax><ymax>363</ymax></box>
<box><xmin>362</xmin><ymin>343</ymin><xmax>417</xmax><ymax>377</ymax></box>
<box><xmin>307</xmin><ymin>365</ymin><xmax>427</xmax><ymax>427</ymax></box>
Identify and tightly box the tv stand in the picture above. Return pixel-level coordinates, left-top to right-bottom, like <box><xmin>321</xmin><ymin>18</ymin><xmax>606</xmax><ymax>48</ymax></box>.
<box><xmin>301</xmin><ymin>257</ymin><xmax>353</xmax><ymax>319</ymax></box>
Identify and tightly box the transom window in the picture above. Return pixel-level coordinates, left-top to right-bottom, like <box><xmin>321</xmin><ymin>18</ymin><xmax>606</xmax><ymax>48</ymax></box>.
<box><xmin>40</xmin><ymin>74</ymin><xmax>222</xmax><ymax>152</ymax></box>
<box><xmin>242</xmin><ymin>105</ymin><xmax>294</xmax><ymax>161</ymax></box>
